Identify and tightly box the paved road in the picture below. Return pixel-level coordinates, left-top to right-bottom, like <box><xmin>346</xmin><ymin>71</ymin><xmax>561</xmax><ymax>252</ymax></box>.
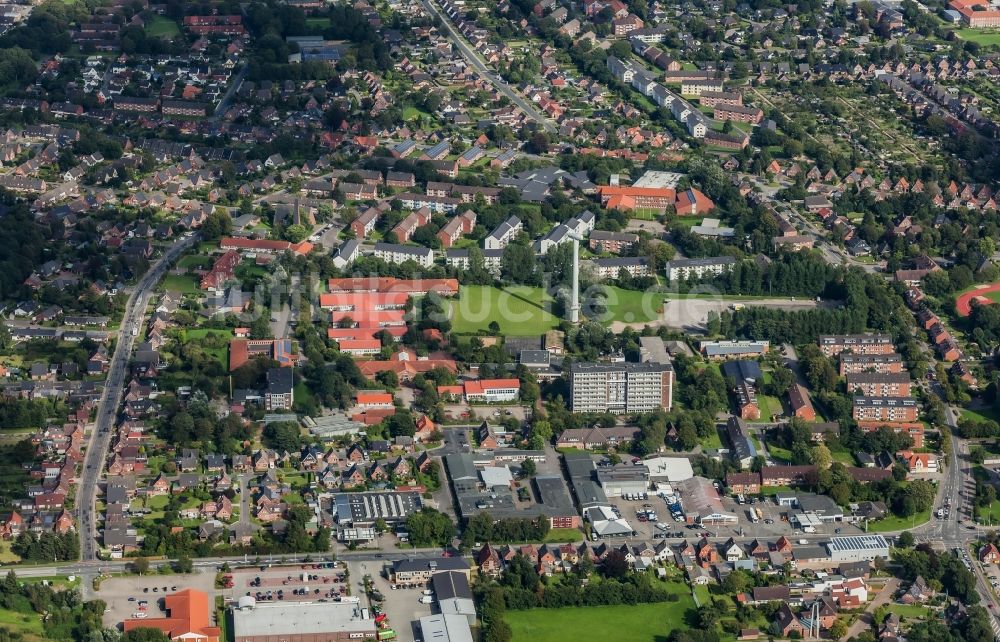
<box><xmin>212</xmin><ymin>63</ymin><xmax>247</xmax><ymax>120</ymax></box>
<box><xmin>76</xmin><ymin>234</ymin><xmax>200</xmax><ymax>562</ymax></box>
<box><xmin>417</xmin><ymin>0</ymin><xmax>556</xmax><ymax>134</ymax></box>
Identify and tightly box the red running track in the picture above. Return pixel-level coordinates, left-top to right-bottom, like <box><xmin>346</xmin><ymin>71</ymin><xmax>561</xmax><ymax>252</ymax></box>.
<box><xmin>955</xmin><ymin>283</ymin><xmax>1000</xmax><ymax>316</ymax></box>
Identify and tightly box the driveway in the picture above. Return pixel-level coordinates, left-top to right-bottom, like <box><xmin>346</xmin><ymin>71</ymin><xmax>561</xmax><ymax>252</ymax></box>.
<box><xmin>844</xmin><ymin>577</ymin><xmax>900</xmax><ymax>639</ymax></box>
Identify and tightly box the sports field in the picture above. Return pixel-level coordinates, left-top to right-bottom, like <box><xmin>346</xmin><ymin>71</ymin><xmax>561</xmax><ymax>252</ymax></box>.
<box><xmin>592</xmin><ymin>285</ymin><xmax>663</xmax><ymax>323</ymax></box>
<box><xmin>955</xmin><ymin>283</ymin><xmax>1000</xmax><ymax>316</ymax></box>
<box><xmin>507</xmin><ymin>592</ymin><xmax>695</xmax><ymax>642</ymax></box>
<box><xmin>955</xmin><ymin>28</ymin><xmax>1000</xmax><ymax>47</ymax></box>
<box><xmin>449</xmin><ymin>285</ymin><xmax>560</xmax><ymax>335</ymax></box>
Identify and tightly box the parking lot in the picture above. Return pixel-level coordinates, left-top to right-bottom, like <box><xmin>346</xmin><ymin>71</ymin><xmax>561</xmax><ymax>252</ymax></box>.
<box><xmin>348</xmin><ymin>561</ymin><xmax>431</xmax><ymax>642</ymax></box>
<box><xmin>98</xmin><ymin>571</ymin><xmax>217</xmax><ymax>628</ymax></box>
<box><xmin>599</xmin><ymin>488</ymin><xmax>866</xmax><ymax>544</ymax></box>
<box><xmin>221</xmin><ymin>562</ymin><xmax>349</xmax><ymax>604</ymax></box>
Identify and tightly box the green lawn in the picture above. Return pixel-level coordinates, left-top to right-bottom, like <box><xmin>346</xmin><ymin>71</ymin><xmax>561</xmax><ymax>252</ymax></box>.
<box><xmin>955</xmin><ymin>28</ymin><xmax>1000</xmax><ymax>47</ymax></box>
<box><xmin>961</xmin><ymin>406</ymin><xmax>1000</xmax><ymax>424</ymax></box>
<box><xmin>628</xmin><ymin>208</ymin><xmax>660</xmax><ymax>220</ymax></box>
<box><xmin>402</xmin><ymin>106</ymin><xmax>431</xmax><ymax>121</ymax></box>
<box><xmin>0</xmin><ymin>541</ymin><xmax>19</xmax><ymax>563</ymax></box>
<box><xmin>758</xmin><ymin>485</ymin><xmax>793</xmax><ymax>496</ymax></box>
<box><xmin>183</xmin><ymin>328</ymin><xmax>234</xmax><ymax>341</ymax></box>
<box><xmin>866</xmin><ymin>507</ymin><xmax>931</xmax><ymax>532</ymax></box>
<box><xmin>753</xmin><ymin>394</ymin><xmax>783</xmax><ymax>423</ymax></box>
<box><xmin>884</xmin><ymin>603</ymin><xmax>932</xmax><ymax>618</ymax></box>
<box><xmin>977</xmin><ymin>499</ymin><xmax>1000</xmax><ymax>525</ymax></box>
<box><xmin>507</xmin><ymin>589</ymin><xmax>695</xmax><ymax>642</ymax></box>
<box><xmin>544</xmin><ymin>528</ymin><xmax>583</xmax><ymax>543</ymax></box>
<box><xmin>597</xmin><ymin>286</ymin><xmax>663</xmax><ymax>323</ymax></box>
<box><xmin>449</xmin><ymin>285</ymin><xmax>560</xmax><ymax>335</ymax></box>
<box><xmin>305</xmin><ymin>16</ymin><xmax>331</xmax><ymax>28</ymax></box>
<box><xmin>0</xmin><ymin>608</ymin><xmax>43</xmax><ymax>634</ymax></box>
<box><xmin>766</xmin><ymin>442</ymin><xmax>794</xmax><ymax>463</ymax></box>
<box><xmin>161</xmin><ymin>274</ymin><xmax>200</xmax><ymax>293</ymax></box>
<box><xmin>145</xmin><ymin>15</ymin><xmax>180</xmax><ymax>37</ymax></box>
<box><xmin>177</xmin><ymin>255</ymin><xmax>213</xmax><ymax>269</ymax></box>
<box><xmin>700</xmin><ymin>426</ymin><xmax>723</xmax><ymax>450</ymax></box>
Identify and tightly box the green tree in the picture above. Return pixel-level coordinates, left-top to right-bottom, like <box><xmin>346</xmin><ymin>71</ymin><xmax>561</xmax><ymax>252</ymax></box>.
<box><xmin>132</xmin><ymin>557</ymin><xmax>150</xmax><ymax>574</ymax></box>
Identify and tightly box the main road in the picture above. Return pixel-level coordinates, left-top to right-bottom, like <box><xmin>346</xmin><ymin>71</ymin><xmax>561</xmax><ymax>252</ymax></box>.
<box><xmin>76</xmin><ymin>233</ymin><xmax>200</xmax><ymax>562</ymax></box>
<box><xmin>417</xmin><ymin>0</ymin><xmax>557</xmax><ymax>134</ymax></box>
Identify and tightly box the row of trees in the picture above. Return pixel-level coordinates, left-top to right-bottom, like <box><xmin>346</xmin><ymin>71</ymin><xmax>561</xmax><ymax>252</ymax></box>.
<box><xmin>10</xmin><ymin>532</ymin><xmax>79</xmax><ymax>562</ymax></box>
<box><xmin>460</xmin><ymin>513</ymin><xmax>551</xmax><ymax>548</ymax></box>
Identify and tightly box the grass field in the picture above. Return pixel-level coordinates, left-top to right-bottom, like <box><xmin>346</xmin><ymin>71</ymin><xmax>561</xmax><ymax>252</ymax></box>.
<box><xmin>961</xmin><ymin>406</ymin><xmax>1000</xmax><ymax>424</ymax></box>
<box><xmin>402</xmin><ymin>106</ymin><xmax>431</xmax><ymax>121</ymax></box>
<box><xmin>0</xmin><ymin>608</ymin><xmax>43</xmax><ymax>634</ymax></box>
<box><xmin>161</xmin><ymin>274</ymin><xmax>200</xmax><ymax>293</ymax></box>
<box><xmin>885</xmin><ymin>603</ymin><xmax>932</xmax><ymax>618</ymax></box>
<box><xmin>628</xmin><ymin>208</ymin><xmax>661</xmax><ymax>220</ymax></box>
<box><xmin>507</xmin><ymin>590</ymin><xmax>695</xmax><ymax>642</ymax></box>
<box><xmin>145</xmin><ymin>16</ymin><xmax>180</xmax><ymax>38</ymax></box>
<box><xmin>866</xmin><ymin>507</ymin><xmax>931</xmax><ymax>532</ymax></box>
<box><xmin>449</xmin><ymin>285</ymin><xmax>560</xmax><ymax>335</ymax></box>
<box><xmin>977</xmin><ymin>499</ymin><xmax>1000</xmax><ymax>525</ymax></box>
<box><xmin>544</xmin><ymin>528</ymin><xmax>583</xmax><ymax>543</ymax></box>
<box><xmin>177</xmin><ymin>255</ymin><xmax>213</xmax><ymax>270</ymax></box>
<box><xmin>0</xmin><ymin>541</ymin><xmax>19</xmax><ymax>563</ymax></box>
<box><xmin>700</xmin><ymin>426</ymin><xmax>723</xmax><ymax>449</ymax></box>
<box><xmin>955</xmin><ymin>28</ymin><xmax>1000</xmax><ymax>46</ymax></box>
<box><xmin>596</xmin><ymin>286</ymin><xmax>663</xmax><ymax>323</ymax></box>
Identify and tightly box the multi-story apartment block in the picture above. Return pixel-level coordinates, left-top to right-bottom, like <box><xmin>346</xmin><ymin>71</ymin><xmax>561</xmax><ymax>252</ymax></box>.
<box><xmin>852</xmin><ymin>396</ymin><xmax>919</xmax><ymax>423</ymax></box>
<box><xmin>484</xmin><ymin>216</ymin><xmax>522</xmax><ymax>250</ymax></box>
<box><xmin>445</xmin><ymin>248</ymin><xmax>504</xmax><ymax>275</ymax></box>
<box><xmin>846</xmin><ymin>372</ymin><xmax>912</xmax><ymax>397</ymax></box>
<box><xmin>818</xmin><ymin>334</ymin><xmax>894</xmax><ymax>358</ymax></box>
<box><xmin>350</xmin><ymin>208</ymin><xmax>380</xmax><ymax>238</ymax></box>
<box><xmin>570</xmin><ymin>362</ymin><xmax>674</xmax><ymax>414</ymax></box>
<box><xmin>838</xmin><ymin>353</ymin><xmax>904</xmax><ymax>376</ymax></box>
<box><xmin>588</xmin><ymin>230</ymin><xmax>639</xmax><ymax>254</ymax></box>
<box><xmin>373</xmin><ymin>243</ymin><xmax>434</xmax><ymax>268</ymax></box>
<box><xmin>665</xmin><ymin>256</ymin><xmax>738</xmax><ymax>281</ymax></box>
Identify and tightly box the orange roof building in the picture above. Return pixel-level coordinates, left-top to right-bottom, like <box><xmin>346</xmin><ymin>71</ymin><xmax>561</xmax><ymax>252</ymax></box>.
<box><xmin>674</xmin><ymin>188</ymin><xmax>715</xmax><ymax>215</ymax></box>
<box><xmin>597</xmin><ymin>186</ymin><xmax>675</xmax><ymax>211</ymax></box>
<box><xmin>335</xmin><ymin>339</ymin><xmax>382</xmax><ymax>356</ymax></box>
<box><xmin>857</xmin><ymin>421</ymin><xmax>924</xmax><ymax>448</ymax></box>
<box><xmin>355</xmin><ymin>391</ymin><xmax>394</xmax><ymax>407</ymax></box>
<box><xmin>356</xmin><ymin>350</ymin><xmax>457</xmax><ymax>382</ymax></box>
<box><xmin>319</xmin><ymin>292</ymin><xmax>410</xmax><ymax>310</ymax></box>
<box><xmin>331</xmin><ymin>309</ymin><xmax>406</xmax><ymax>328</ymax></box>
<box><xmin>327</xmin><ymin>327</ymin><xmax>407</xmax><ymax>341</ymax></box>
<box><xmin>123</xmin><ymin>589</ymin><xmax>220</xmax><ymax>642</ymax></box>
<box><xmin>229</xmin><ymin>339</ymin><xmax>295</xmax><ymax>371</ymax></box>
<box><xmin>220</xmin><ymin>237</ymin><xmax>313</xmax><ymax>256</ymax></box>
<box><xmin>949</xmin><ymin>0</ymin><xmax>1000</xmax><ymax>26</ymax></box>
<box><xmin>327</xmin><ymin>277</ymin><xmax>459</xmax><ymax>296</ymax></box>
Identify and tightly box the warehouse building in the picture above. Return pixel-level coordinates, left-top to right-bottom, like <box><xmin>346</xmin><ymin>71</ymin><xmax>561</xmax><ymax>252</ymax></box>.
<box><xmin>231</xmin><ymin>600</ymin><xmax>376</xmax><ymax>642</ymax></box>
<box><xmin>595</xmin><ymin>464</ymin><xmax>649</xmax><ymax>497</ymax></box>
<box><xmin>419</xmin><ymin>614</ymin><xmax>474</xmax><ymax>642</ymax></box>
<box><xmin>825</xmin><ymin>535</ymin><xmax>890</xmax><ymax>563</ymax></box>
<box><xmin>333</xmin><ymin>491</ymin><xmax>422</xmax><ymax>526</ymax></box>
<box><xmin>432</xmin><ymin>571</ymin><xmax>477</xmax><ymax>625</ymax></box>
